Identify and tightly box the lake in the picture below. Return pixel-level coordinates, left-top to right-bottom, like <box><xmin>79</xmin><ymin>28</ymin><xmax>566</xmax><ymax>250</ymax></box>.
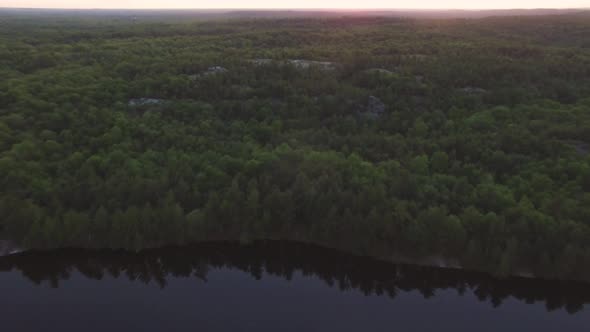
<box><xmin>1</xmin><ymin>240</ymin><xmax>589</xmax><ymax>331</ymax></box>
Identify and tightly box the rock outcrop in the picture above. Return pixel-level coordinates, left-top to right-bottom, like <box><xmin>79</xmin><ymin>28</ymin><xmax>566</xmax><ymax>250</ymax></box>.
<box><xmin>250</xmin><ymin>59</ymin><xmax>336</xmax><ymax>70</ymax></box>
<box><xmin>203</xmin><ymin>66</ymin><xmax>228</xmax><ymax>75</ymax></box>
<box><xmin>574</xmin><ymin>142</ymin><xmax>589</xmax><ymax>155</ymax></box>
<box><xmin>367</xmin><ymin>95</ymin><xmax>386</xmax><ymax>115</ymax></box>
<box><xmin>0</xmin><ymin>240</ymin><xmax>22</xmax><ymax>257</ymax></box>
<box><xmin>564</xmin><ymin>140</ymin><xmax>590</xmax><ymax>156</ymax></box>
<box><xmin>359</xmin><ymin>95</ymin><xmax>386</xmax><ymax>119</ymax></box>
<box><xmin>287</xmin><ymin>59</ymin><xmax>335</xmax><ymax>70</ymax></box>
<box><xmin>250</xmin><ymin>58</ymin><xmax>273</xmax><ymax>66</ymax></box>
<box><xmin>365</xmin><ymin>68</ymin><xmax>396</xmax><ymax>75</ymax></box>
<box><xmin>128</xmin><ymin>98</ymin><xmax>165</xmax><ymax>107</ymax></box>
<box><xmin>188</xmin><ymin>66</ymin><xmax>228</xmax><ymax>80</ymax></box>
<box><xmin>458</xmin><ymin>87</ymin><xmax>488</xmax><ymax>94</ymax></box>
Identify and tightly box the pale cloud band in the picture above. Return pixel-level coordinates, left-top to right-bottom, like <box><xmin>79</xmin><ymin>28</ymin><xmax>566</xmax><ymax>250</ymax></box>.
<box><xmin>2</xmin><ymin>0</ymin><xmax>589</xmax><ymax>9</ymax></box>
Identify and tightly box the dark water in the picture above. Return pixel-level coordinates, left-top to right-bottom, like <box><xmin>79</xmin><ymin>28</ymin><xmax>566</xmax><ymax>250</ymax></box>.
<box><xmin>1</xmin><ymin>240</ymin><xmax>590</xmax><ymax>331</ymax></box>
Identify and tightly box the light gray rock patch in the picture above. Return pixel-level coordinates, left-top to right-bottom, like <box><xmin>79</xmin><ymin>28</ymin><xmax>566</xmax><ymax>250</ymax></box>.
<box><xmin>128</xmin><ymin>98</ymin><xmax>165</xmax><ymax>107</ymax></box>
<box><xmin>0</xmin><ymin>240</ymin><xmax>22</xmax><ymax>257</ymax></box>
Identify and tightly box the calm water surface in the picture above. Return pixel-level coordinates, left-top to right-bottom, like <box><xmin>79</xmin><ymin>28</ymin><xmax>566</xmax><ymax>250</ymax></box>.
<box><xmin>1</xmin><ymin>240</ymin><xmax>589</xmax><ymax>331</ymax></box>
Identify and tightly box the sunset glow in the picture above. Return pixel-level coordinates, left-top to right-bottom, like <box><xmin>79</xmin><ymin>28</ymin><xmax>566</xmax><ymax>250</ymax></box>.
<box><xmin>2</xmin><ymin>0</ymin><xmax>589</xmax><ymax>9</ymax></box>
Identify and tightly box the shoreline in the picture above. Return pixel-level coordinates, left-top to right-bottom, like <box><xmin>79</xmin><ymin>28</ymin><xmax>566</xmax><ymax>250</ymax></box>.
<box><xmin>0</xmin><ymin>238</ymin><xmax>569</xmax><ymax>283</ymax></box>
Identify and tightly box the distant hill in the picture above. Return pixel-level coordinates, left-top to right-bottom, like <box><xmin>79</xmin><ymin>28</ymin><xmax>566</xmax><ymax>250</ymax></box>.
<box><xmin>0</xmin><ymin>7</ymin><xmax>589</xmax><ymax>20</ymax></box>
<box><xmin>224</xmin><ymin>9</ymin><xmax>590</xmax><ymax>19</ymax></box>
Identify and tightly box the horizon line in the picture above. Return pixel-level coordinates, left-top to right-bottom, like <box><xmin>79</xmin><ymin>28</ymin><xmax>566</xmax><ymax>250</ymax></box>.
<box><xmin>2</xmin><ymin>7</ymin><xmax>590</xmax><ymax>11</ymax></box>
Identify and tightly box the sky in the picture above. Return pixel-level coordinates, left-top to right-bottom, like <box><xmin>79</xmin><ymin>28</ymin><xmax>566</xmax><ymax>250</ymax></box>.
<box><xmin>2</xmin><ymin>0</ymin><xmax>589</xmax><ymax>9</ymax></box>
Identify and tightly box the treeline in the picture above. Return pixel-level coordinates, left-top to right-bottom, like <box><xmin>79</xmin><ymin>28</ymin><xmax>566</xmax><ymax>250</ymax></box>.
<box><xmin>1</xmin><ymin>13</ymin><xmax>590</xmax><ymax>280</ymax></box>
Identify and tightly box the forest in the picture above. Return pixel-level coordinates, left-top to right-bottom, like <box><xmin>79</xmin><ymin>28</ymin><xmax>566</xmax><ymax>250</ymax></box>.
<box><xmin>1</xmin><ymin>10</ymin><xmax>590</xmax><ymax>280</ymax></box>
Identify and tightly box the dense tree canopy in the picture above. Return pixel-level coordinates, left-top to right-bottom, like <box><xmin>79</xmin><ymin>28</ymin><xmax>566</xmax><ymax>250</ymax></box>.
<box><xmin>1</xmin><ymin>11</ymin><xmax>590</xmax><ymax>280</ymax></box>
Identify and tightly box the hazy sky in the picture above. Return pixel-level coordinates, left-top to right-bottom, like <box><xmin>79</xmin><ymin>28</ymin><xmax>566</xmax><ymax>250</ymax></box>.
<box><xmin>2</xmin><ymin>0</ymin><xmax>589</xmax><ymax>9</ymax></box>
